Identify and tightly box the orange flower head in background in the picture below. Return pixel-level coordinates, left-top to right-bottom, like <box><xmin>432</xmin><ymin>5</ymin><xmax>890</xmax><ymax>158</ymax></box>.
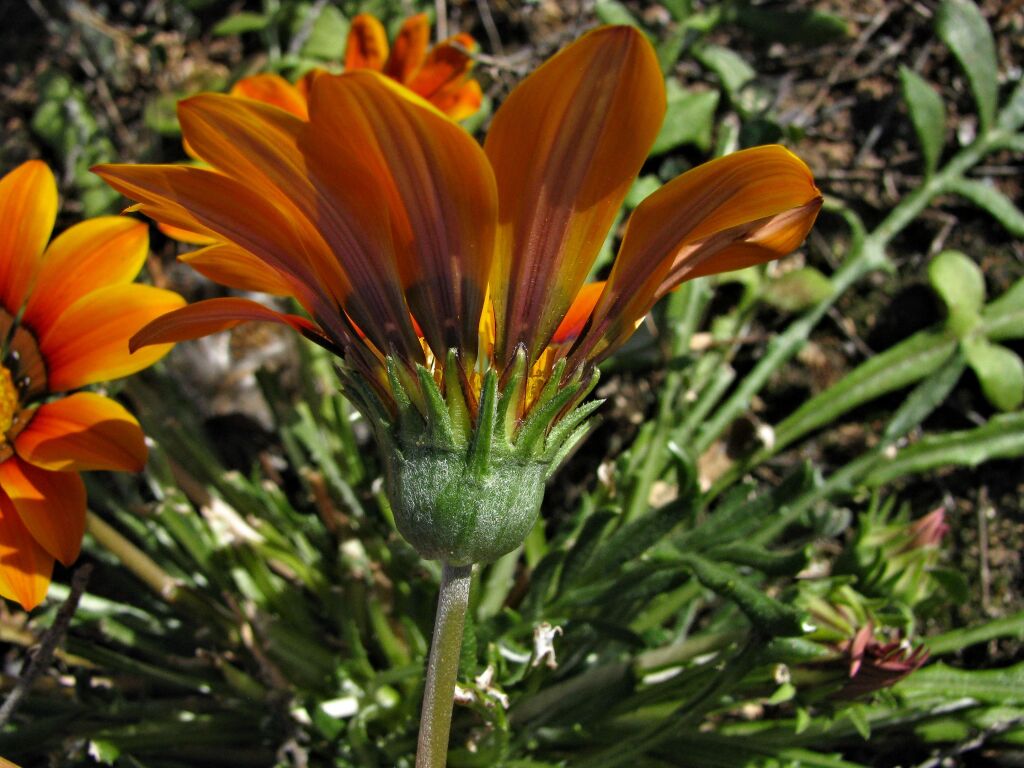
<box><xmin>0</xmin><ymin>162</ymin><xmax>184</xmax><ymax>609</ymax></box>
<box><xmin>230</xmin><ymin>13</ymin><xmax>482</xmax><ymax>122</ymax></box>
<box><xmin>97</xmin><ymin>26</ymin><xmax>822</xmax><ymax>565</ymax></box>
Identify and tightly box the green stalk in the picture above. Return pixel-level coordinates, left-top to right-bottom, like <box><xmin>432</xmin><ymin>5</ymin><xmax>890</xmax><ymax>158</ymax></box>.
<box><xmin>694</xmin><ymin>126</ymin><xmax>1004</xmax><ymax>458</ymax></box>
<box><xmin>416</xmin><ymin>563</ymin><xmax>473</xmax><ymax>768</ymax></box>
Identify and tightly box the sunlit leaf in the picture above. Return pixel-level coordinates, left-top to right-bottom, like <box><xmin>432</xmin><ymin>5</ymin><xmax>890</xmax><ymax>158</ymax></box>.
<box><xmin>936</xmin><ymin>0</ymin><xmax>998</xmax><ymax>130</ymax></box>
<box><xmin>899</xmin><ymin>66</ymin><xmax>945</xmax><ymax>177</ymax></box>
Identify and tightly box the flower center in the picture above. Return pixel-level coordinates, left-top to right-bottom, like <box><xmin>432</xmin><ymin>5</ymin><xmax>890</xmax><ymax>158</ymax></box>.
<box><xmin>0</xmin><ymin>308</ymin><xmax>48</xmax><ymax>462</ymax></box>
<box><xmin>0</xmin><ymin>365</ymin><xmax>17</xmax><ymax>436</ymax></box>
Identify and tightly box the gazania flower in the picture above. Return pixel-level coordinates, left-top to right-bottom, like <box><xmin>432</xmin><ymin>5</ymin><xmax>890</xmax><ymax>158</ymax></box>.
<box><xmin>229</xmin><ymin>13</ymin><xmax>482</xmax><ymax>122</ymax></box>
<box><xmin>0</xmin><ymin>161</ymin><xmax>184</xmax><ymax>610</ymax></box>
<box><xmin>97</xmin><ymin>26</ymin><xmax>821</xmax><ymax>566</ymax></box>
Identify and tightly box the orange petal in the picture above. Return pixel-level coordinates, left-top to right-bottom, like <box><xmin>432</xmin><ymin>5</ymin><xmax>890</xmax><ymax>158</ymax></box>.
<box><xmin>171</xmin><ymin>95</ymin><xmax>414</xmax><ymax>355</ymax></box>
<box><xmin>95</xmin><ymin>162</ymin><xmax>334</xmax><ymax>319</ymax></box>
<box><xmin>14</xmin><ymin>393</ymin><xmax>147</xmax><ymax>473</ymax></box>
<box><xmin>308</xmin><ymin>71</ymin><xmax>498</xmax><ymax>360</ymax></box>
<box><xmin>384</xmin><ymin>14</ymin><xmax>430</xmax><ymax>83</ymax></box>
<box><xmin>230</xmin><ymin>73</ymin><xmax>308</xmax><ymax>119</ymax></box>
<box><xmin>157</xmin><ymin>221</ymin><xmax>218</xmax><ymax>245</ymax></box>
<box><xmin>181</xmin><ymin>242</ymin><xmax>296</xmax><ymax>296</ymax></box>
<box><xmin>183</xmin><ymin>93</ymin><xmax>423</xmax><ymax>359</ymax></box>
<box><xmin>345</xmin><ymin>13</ymin><xmax>389</xmax><ymax>71</ymax></box>
<box><xmin>430</xmin><ymin>79</ymin><xmax>483</xmax><ymax>121</ymax></box>
<box><xmin>0</xmin><ymin>489</ymin><xmax>54</xmax><ymax>610</ymax></box>
<box><xmin>0</xmin><ymin>161</ymin><xmax>58</xmax><ymax>315</ymax></box>
<box><xmin>484</xmin><ymin>26</ymin><xmax>665</xmax><ymax>366</ymax></box>
<box><xmin>129</xmin><ymin>296</ymin><xmax>317</xmax><ymax>351</ymax></box>
<box><xmin>0</xmin><ymin>457</ymin><xmax>85</xmax><ymax>566</ymax></box>
<box><xmin>551</xmin><ymin>281</ymin><xmax>605</xmax><ymax>346</ymax></box>
<box><xmin>574</xmin><ymin>145</ymin><xmax>823</xmax><ymax>364</ymax></box>
<box><xmin>408</xmin><ymin>33</ymin><xmax>476</xmax><ymax>99</ymax></box>
<box><xmin>23</xmin><ymin>216</ymin><xmax>149</xmax><ymax>335</ymax></box>
<box><xmin>39</xmin><ymin>284</ymin><xmax>186</xmax><ymax>391</ymax></box>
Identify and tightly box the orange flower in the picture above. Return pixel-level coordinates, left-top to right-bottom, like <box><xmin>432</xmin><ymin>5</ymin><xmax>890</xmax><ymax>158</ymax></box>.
<box><xmin>0</xmin><ymin>161</ymin><xmax>184</xmax><ymax>610</ymax></box>
<box><xmin>99</xmin><ymin>26</ymin><xmax>820</xmax><ymax>416</ymax></box>
<box><xmin>229</xmin><ymin>13</ymin><xmax>482</xmax><ymax>122</ymax></box>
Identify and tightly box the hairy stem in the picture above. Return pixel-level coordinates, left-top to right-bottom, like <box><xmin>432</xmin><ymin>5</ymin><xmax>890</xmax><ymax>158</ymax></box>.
<box><xmin>416</xmin><ymin>563</ymin><xmax>473</xmax><ymax>768</ymax></box>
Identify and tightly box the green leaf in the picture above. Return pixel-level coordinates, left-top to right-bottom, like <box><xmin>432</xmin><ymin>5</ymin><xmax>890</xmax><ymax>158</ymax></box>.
<box><xmin>927</xmin><ymin>610</ymin><xmax>1024</xmax><ymax>655</ymax></box>
<box><xmin>865</xmin><ymin>412</ymin><xmax>1024</xmax><ymax>486</ymax></box>
<box><xmin>677</xmin><ymin>552</ymin><xmax>808</xmax><ymax>636</ymax></box>
<box><xmin>299</xmin><ymin>4</ymin><xmax>349</xmax><ymax>61</ymax></box>
<box><xmin>625</xmin><ymin>174</ymin><xmax>662</xmax><ymax>209</ymax></box>
<box><xmin>695</xmin><ymin>44</ymin><xmax>755</xmax><ymax>104</ymax></box>
<box><xmin>936</xmin><ymin>0</ymin><xmax>998</xmax><ymax>130</ymax></box>
<box><xmin>881</xmin><ymin>348</ymin><xmax>966</xmax><ymax>442</ymax></box>
<box><xmin>899</xmin><ymin>66</ymin><xmax>945</xmax><ymax>177</ymax></box>
<box><xmin>982</xmin><ymin>277</ymin><xmax>1024</xmax><ymax>341</ymax></box>
<box><xmin>212</xmin><ymin>11</ymin><xmax>271</xmax><ymax>36</ymax></box>
<box><xmin>964</xmin><ymin>337</ymin><xmax>1024</xmax><ymax>411</ymax></box>
<box><xmin>734</xmin><ymin>7</ymin><xmax>848</xmax><ymax>45</ymax></box>
<box><xmin>846</xmin><ymin>704</ymin><xmax>871</xmax><ymax>740</ymax></box>
<box><xmin>651</xmin><ymin>79</ymin><xmax>719</xmax><ymax>154</ymax></box>
<box><xmin>928</xmin><ymin>250</ymin><xmax>985</xmax><ymax>337</ymax></box>
<box><xmin>897</xmin><ymin>660</ymin><xmax>1024</xmax><ymax>705</ymax></box>
<box><xmin>998</xmin><ymin>77</ymin><xmax>1024</xmax><ymax>132</ymax></box>
<box><xmin>762</xmin><ymin>267</ymin><xmax>834</xmax><ymax>312</ymax></box>
<box><xmin>946</xmin><ymin>178</ymin><xmax>1024</xmax><ymax>237</ymax></box>
<box><xmin>773</xmin><ymin>329</ymin><xmax>958</xmax><ymax>453</ymax></box>
<box><xmin>88</xmin><ymin>740</ymin><xmax>121</xmax><ymax>764</ymax></box>
<box><xmin>595</xmin><ymin>0</ymin><xmax>641</xmax><ymax>27</ymax></box>
<box><xmin>587</xmin><ymin>496</ymin><xmax>695</xmax><ymax>578</ymax></box>
<box><xmin>143</xmin><ymin>93</ymin><xmax>182</xmax><ymax>136</ymax></box>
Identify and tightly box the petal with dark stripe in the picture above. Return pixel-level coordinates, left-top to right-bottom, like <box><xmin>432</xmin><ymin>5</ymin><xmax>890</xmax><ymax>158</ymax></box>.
<box><xmin>484</xmin><ymin>26</ymin><xmax>665</xmax><ymax>366</ymax></box>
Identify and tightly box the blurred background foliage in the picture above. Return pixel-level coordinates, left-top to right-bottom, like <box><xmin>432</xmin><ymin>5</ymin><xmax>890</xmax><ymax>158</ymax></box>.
<box><xmin>1</xmin><ymin>0</ymin><xmax>1023</xmax><ymax>766</ymax></box>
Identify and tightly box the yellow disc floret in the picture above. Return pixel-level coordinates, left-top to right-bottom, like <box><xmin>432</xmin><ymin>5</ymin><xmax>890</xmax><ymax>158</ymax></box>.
<box><xmin>0</xmin><ymin>365</ymin><xmax>19</xmax><ymax>437</ymax></box>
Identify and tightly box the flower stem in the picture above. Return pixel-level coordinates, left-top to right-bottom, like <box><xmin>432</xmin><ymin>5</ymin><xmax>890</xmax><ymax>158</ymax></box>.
<box><xmin>416</xmin><ymin>563</ymin><xmax>473</xmax><ymax>768</ymax></box>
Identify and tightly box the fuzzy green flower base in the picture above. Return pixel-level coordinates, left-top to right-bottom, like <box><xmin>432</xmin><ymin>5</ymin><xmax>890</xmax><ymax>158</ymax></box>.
<box><xmin>337</xmin><ymin>349</ymin><xmax>601</xmax><ymax>565</ymax></box>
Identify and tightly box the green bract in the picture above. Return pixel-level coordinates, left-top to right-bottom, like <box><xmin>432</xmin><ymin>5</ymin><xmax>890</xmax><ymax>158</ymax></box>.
<box><xmin>337</xmin><ymin>348</ymin><xmax>601</xmax><ymax>565</ymax></box>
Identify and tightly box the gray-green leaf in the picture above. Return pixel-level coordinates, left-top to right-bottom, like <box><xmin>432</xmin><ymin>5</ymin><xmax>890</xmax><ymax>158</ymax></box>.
<box><xmin>965</xmin><ymin>337</ymin><xmax>1024</xmax><ymax>411</ymax></box>
<box><xmin>899</xmin><ymin>66</ymin><xmax>945</xmax><ymax>177</ymax></box>
<box><xmin>946</xmin><ymin>178</ymin><xmax>1024</xmax><ymax>237</ymax></box>
<box><xmin>928</xmin><ymin>250</ymin><xmax>985</xmax><ymax>337</ymax></box>
<box><xmin>936</xmin><ymin>0</ymin><xmax>998</xmax><ymax>131</ymax></box>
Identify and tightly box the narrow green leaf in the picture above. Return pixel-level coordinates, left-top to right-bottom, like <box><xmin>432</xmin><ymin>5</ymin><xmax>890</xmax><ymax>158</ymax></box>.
<box><xmin>846</xmin><ymin>705</ymin><xmax>872</xmax><ymax>740</ymax></box>
<box><xmin>212</xmin><ymin>11</ymin><xmax>270</xmax><ymax>36</ymax></box>
<box><xmin>559</xmin><ymin>509</ymin><xmax>620</xmax><ymax>589</ymax></box>
<box><xmin>947</xmin><ymin>178</ymin><xmax>1024</xmax><ymax>237</ymax></box>
<box><xmin>928</xmin><ymin>250</ymin><xmax>985</xmax><ymax>337</ymax></box>
<box><xmin>866</xmin><ymin>412</ymin><xmax>1024</xmax><ymax>486</ymax></box>
<box><xmin>927</xmin><ymin>610</ymin><xmax>1024</xmax><ymax>655</ymax></box>
<box><xmin>882</xmin><ymin>348</ymin><xmax>966</xmax><ymax>442</ymax></box>
<box><xmin>774</xmin><ymin>329</ymin><xmax>957</xmax><ymax>451</ymax></box>
<box><xmin>964</xmin><ymin>337</ymin><xmax>1024</xmax><ymax>411</ymax></box>
<box><xmin>896</xmin><ymin>660</ymin><xmax>1024</xmax><ymax>704</ymax></box>
<box><xmin>704</xmin><ymin>543</ymin><xmax>809</xmax><ymax>576</ymax></box>
<box><xmin>588</xmin><ymin>495</ymin><xmax>696</xmax><ymax>578</ymax></box>
<box><xmin>936</xmin><ymin>0</ymin><xmax>998</xmax><ymax>130</ymax></box>
<box><xmin>899</xmin><ymin>66</ymin><xmax>945</xmax><ymax>176</ymax></box>
<box><xmin>677</xmin><ymin>552</ymin><xmax>807</xmax><ymax>637</ymax></box>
